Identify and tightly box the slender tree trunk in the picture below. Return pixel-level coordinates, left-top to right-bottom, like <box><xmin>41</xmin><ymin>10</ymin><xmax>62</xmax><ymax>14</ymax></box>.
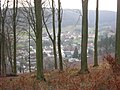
<box><xmin>42</xmin><ymin>1</ymin><xmax>58</xmax><ymax>69</ymax></box>
<box><xmin>8</xmin><ymin>34</ymin><xmax>13</xmax><ymax>72</ymax></box>
<box><xmin>58</xmin><ymin>0</ymin><xmax>63</xmax><ymax>71</ymax></box>
<box><xmin>34</xmin><ymin>0</ymin><xmax>44</xmax><ymax>80</ymax></box>
<box><xmin>0</xmin><ymin>0</ymin><xmax>2</xmax><ymax>76</ymax></box>
<box><xmin>0</xmin><ymin>38</ymin><xmax>1</xmax><ymax>76</ymax></box>
<box><xmin>28</xmin><ymin>25</ymin><xmax>31</xmax><ymax>72</ymax></box>
<box><xmin>93</xmin><ymin>0</ymin><xmax>99</xmax><ymax>67</ymax></box>
<box><xmin>79</xmin><ymin>0</ymin><xmax>89</xmax><ymax>74</ymax></box>
<box><xmin>6</xmin><ymin>28</ymin><xmax>13</xmax><ymax>73</ymax></box>
<box><xmin>1</xmin><ymin>16</ymin><xmax>6</xmax><ymax>76</ymax></box>
<box><xmin>1</xmin><ymin>0</ymin><xmax>9</xmax><ymax>76</ymax></box>
<box><xmin>52</xmin><ymin>0</ymin><xmax>57</xmax><ymax>69</ymax></box>
<box><xmin>13</xmin><ymin>0</ymin><xmax>17</xmax><ymax>75</ymax></box>
<box><xmin>115</xmin><ymin>0</ymin><xmax>120</xmax><ymax>64</ymax></box>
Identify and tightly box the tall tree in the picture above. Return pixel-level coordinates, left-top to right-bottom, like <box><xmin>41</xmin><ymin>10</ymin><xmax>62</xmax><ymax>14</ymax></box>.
<box><xmin>58</xmin><ymin>0</ymin><xmax>63</xmax><ymax>71</ymax></box>
<box><xmin>6</xmin><ymin>28</ymin><xmax>13</xmax><ymax>73</ymax></box>
<box><xmin>0</xmin><ymin>0</ymin><xmax>2</xmax><ymax>76</ymax></box>
<box><xmin>93</xmin><ymin>0</ymin><xmax>99</xmax><ymax>67</ymax></box>
<box><xmin>79</xmin><ymin>0</ymin><xmax>89</xmax><ymax>74</ymax></box>
<box><xmin>1</xmin><ymin>0</ymin><xmax>9</xmax><ymax>76</ymax></box>
<box><xmin>28</xmin><ymin>25</ymin><xmax>31</xmax><ymax>72</ymax></box>
<box><xmin>13</xmin><ymin>0</ymin><xmax>18</xmax><ymax>75</ymax></box>
<box><xmin>34</xmin><ymin>0</ymin><xmax>44</xmax><ymax>80</ymax></box>
<box><xmin>1</xmin><ymin>14</ymin><xmax>5</xmax><ymax>76</ymax></box>
<box><xmin>42</xmin><ymin>0</ymin><xmax>58</xmax><ymax>69</ymax></box>
<box><xmin>52</xmin><ymin>0</ymin><xmax>57</xmax><ymax>69</ymax></box>
<box><xmin>115</xmin><ymin>0</ymin><xmax>120</xmax><ymax>64</ymax></box>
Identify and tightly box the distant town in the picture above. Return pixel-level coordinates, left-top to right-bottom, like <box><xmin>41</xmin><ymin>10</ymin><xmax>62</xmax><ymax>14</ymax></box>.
<box><xmin>15</xmin><ymin>24</ymin><xmax>115</xmax><ymax>73</ymax></box>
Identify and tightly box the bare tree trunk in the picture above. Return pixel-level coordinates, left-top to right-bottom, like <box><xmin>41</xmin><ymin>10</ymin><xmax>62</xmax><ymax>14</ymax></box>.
<box><xmin>28</xmin><ymin>25</ymin><xmax>31</xmax><ymax>72</ymax></box>
<box><xmin>13</xmin><ymin>0</ymin><xmax>18</xmax><ymax>75</ymax></box>
<box><xmin>93</xmin><ymin>0</ymin><xmax>99</xmax><ymax>67</ymax></box>
<box><xmin>52</xmin><ymin>0</ymin><xmax>57</xmax><ymax>69</ymax></box>
<box><xmin>34</xmin><ymin>0</ymin><xmax>44</xmax><ymax>80</ymax></box>
<box><xmin>1</xmin><ymin>0</ymin><xmax>9</xmax><ymax>76</ymax></box>
<box><xmin>42</xmin><ymin>0</ymin><xmax>58</xmax><ymax>69</ymax></box>
<box><xmin>1</xmin><ymin>15</ymin><xmax>6</xmax><ymax>76</ymax></box>
<box><xmin>0</xmin><ymin>38</ymin><xmax>1</xmax><ymax>76</ymax></box>
<box><xmin>6</xmin><ymin>28</ymin><xmax>13</xmax><ymax>72</ymax></box>
<box><xmin>13</xmin><ymin>0</ymin><xmax>16</xmax><ymax>75</ymax></box>
<box><xmin>79</xmin><ymin>0</ymin><xmax>89</xmax><ymax>74</ymax></box>
<box><xmin>8</xmin><ymin>37</ymin><xmax>13</xmax><ymax>72</ymax></box>
<box><xmin>115</xmin><ymin>0</ymin><xmax>120</xmax><ymax>64</ymax></box>
<box><xmin>0</xmin><ymin>0</ymin><xmax>2</xmax><ymax>76</ymax></box>
<box><xmin>58</xmin><ymin>0</ymin><xmax>63</xmax><ymax>71</ymax></box>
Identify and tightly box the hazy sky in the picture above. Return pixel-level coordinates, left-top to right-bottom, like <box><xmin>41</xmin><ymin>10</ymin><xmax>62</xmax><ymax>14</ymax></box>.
<box><xmin>61</xmin><ymin>0</ymin><xmax>117</xmax><ymax>11</ymax></box>
<box><xmin>1</xmin><ymin>0</ymin><xmax>117</xmax><ymax>11</ymax></box>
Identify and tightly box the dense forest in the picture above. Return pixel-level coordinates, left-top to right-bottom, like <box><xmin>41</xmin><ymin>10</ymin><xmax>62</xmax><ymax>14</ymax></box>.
<box><xmin>0</xmin><ymin>0</ymin><xmax>120</xmax><ymax>90</ymax></box>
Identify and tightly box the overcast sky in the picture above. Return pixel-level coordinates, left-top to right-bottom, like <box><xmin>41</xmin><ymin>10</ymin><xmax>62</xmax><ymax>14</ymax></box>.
<box><xmin>61</xmin><ymin>0</ymin><xmax>117</xmax><ymax>11</ymax></box>
<box><xmin>1</xmin><ymin>0</ymin><xmax>117</xmax><ymax>12</ymax></box>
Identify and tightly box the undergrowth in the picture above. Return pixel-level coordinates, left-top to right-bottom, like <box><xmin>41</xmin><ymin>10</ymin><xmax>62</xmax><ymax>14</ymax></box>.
<box><xmin>103</xmin><ymin>54</ymin><xmax>120</xmax><ymax>90</ymax></box>
<box><xmin>0</xmin><ymin>55</ymin><xmax>120</xmax><ymax>90</ymax></box>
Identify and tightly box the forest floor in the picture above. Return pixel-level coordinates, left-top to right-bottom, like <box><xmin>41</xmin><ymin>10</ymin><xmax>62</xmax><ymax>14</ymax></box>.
<box><xmin>0</xmin><ymin>60</ymin><xmax>120</xmax><ymax>90</ymax></box>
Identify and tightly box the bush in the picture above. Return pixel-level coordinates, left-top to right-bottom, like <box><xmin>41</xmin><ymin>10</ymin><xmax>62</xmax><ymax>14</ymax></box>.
<box><xmin>103</xmin><ymin>54</ymin><xmax>120</xmax><ymax>90</ymax></box>
<box><xmin>104</xmin><ymin>54</ymin><xmax>120</xmax><ymax>75</ymax></box>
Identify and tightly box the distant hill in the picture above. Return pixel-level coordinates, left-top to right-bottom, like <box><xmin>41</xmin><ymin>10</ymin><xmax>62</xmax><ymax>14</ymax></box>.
<box><xmin>5</xmin><ymin>8</ymin><xmax>116</xmax><ymax>30</ymax></box>
<box><xmin>62</xmin><ymin>9</ymin><xmax>116</xmax><ymax>28</ymax></box>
